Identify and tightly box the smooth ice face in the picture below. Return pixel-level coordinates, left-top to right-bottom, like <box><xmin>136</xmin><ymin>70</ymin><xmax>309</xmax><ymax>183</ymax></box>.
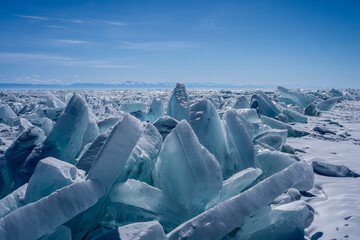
<box><xmin>120</xmin><ymin>103</ymin><xmax>147</xmax><ymax>121</ymax></box>
<box><xmin>76</xmin><ymin>130</ymin><xmax>110</xmax><ymax>173</ymax></box>
<box><xmin>277</xmin><ymin>86</ymin><xmax>314</xmax><ymax>108</ymax></box>
<box><xmin>39</xmin><ymin>226</ymin><xmax>71</xmax><ymax>240</ymax></box>
<box><xmin>261</xmin><ymin>115</ymin><xmax>308</xmax><ymax>138</ymax></box>
<box><xmin>219</xmin><ymin>168</ymin><xmax>262</xmax><ymax>203</ymax></box>
<box><xmin>0</xmin><ymin>125</ymin><xmax>45</xmax><ymax>197</ymax></box>
<box><xmin>0</xmin><ymin>104</ymin><xmax>17</xmax><ymax>126</ymax></box>
<box><xmin>233</xmin><ymin>96</ymin><xmax>250</xmax><ymax>109</ymax></box>
<box><xmin>146</xmin><ymin>98</ymin><xmax>164</xmax><ymax>123</ymax></box>
<box><xmin>256</xmin><ymin>151</ymin><xmax>314</xmax><ymax>191</ymax></box>
<box><xmin>283</xmin><ymin>109</ymin><xmax>308</xmax><ymax>123</ymax></box>
<box><xmin>68</xmin><ymin>114</ymin><xmax>142</xmax><ymax>239</ymax></box>
<box><xmin>102</xmin><ymin>179</ymin><xmax>187</xmax><ymax>231</ymax></box>
<box><xmin>0</xmin><ymin>184</ymin><xmax>27</xmax><ymax>219</ymax></box>
<box><xmin>189</xmin><ymin>99</ymin><xmax>231</xmax><ymax>178</ymax></box>
<box><xmin>116</xmin><ymin>122</ymin><xmax>163</xmax><ymax>185</ymax></box>
<box><xmin>167</xmin><ymin>82</ymin><xmax>190</xmax><ymax>121</ymax></box>
<box><xmin>45</xmin><ymin>92</ymin><xmax>66</xmax><ymax>108</ymax></box>
<box><xmin>234</xmin><ymin>200</ymin><xmax>314</xmax><ymax>240</ymax></box>
<box><xmin>24</xmin><ymin>157</ymin><xmax>85</xmax><ymax>203</ymax></box>
<box><xmin>235</xmin><ymin>109</ymin><xmax>260</xmax><ymax>123</ymax></box>
<box><xmin>167</xmin><ymin>161</ymin><xmax>311</xmax><ymax>240</ymax></box>
<box><xmin>14</xmin><ymin>94</ymin><xmax>95</xmax><ymax>188</ymax></box>
<box><xmin>250</xmin><ymin>91</ymin><xmax>280</xmax><ymax>118</ymax></box>
<box><xmin>118</xmin><ymin>221</ymin><xmax>167</xmax><ymax>240</ymax></box>
<box><xmin>153</xmin><ymin>116</ymin><xmax>178</xmax><ymax>140</ymax></box>
<box><xmin>153</xmin><ymin>120</ymin><xmax>223</xmax><ymax>215</ymax></box>
<box><xmin>0</xmin><ymin>179</ymin><xmax>104</xmax><ymax>240</ymax></box>
<box><xmin>223</xmin><ymin>110</ymin><xmax>255</xmax><ymax>173</ymax></box>
<box><xmin>316</xmin><ymin>97</ymin><xmax>338</xmax><ymax>111</ymax></box>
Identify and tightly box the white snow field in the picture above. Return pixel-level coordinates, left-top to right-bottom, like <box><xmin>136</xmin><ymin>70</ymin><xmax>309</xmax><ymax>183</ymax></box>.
<box><xmin>0</xmin><ymin>85</ymin><xmax>359</xmax><ymax>240</ymax></box>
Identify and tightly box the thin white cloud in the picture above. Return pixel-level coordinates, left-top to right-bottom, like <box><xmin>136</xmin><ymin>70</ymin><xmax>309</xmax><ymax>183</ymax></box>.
<box><xmin>14</xmin><ymin>75</ymin><xmax>61</xmax><ymax>83</ymax></box>
<box><xmin>44</xmin><ymin>25</ymin><xmax>65</xmax><ymax>28</ymax></box>
<box><xmin>57</xmin><ymin>39</ymin><xmax>90</xmax><ymax>44</ymax></box>
<box><xmin>15</xmin><ymin>15</ymin><xmax>48</xmax><ymax>20</ymax></box>
<box><xmin>93</xmin><ymin>20</ymin><xmax>127</xmax><ymax>26</ymax></box>
<box><xmin>0</xmin><ymin>52</ymin><xmax>136</xmax><ymax>69</ymax></box>
<box><xmin>91</xmin><ymin>65</ymin><xmax>135</xmax><ymax>69</ymax></box>
<box><xmin>118</xmin><ymin>41</ymin><xmax>201</xmax><ymax>51</ymax></box>
<box><xmin>0</xmin><ymin>52</ymin><xmax>73</xmax><ymax>62</ymax></box>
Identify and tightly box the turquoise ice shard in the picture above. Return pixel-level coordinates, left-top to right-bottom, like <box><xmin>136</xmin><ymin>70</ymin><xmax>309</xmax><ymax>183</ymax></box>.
<box><xmin>45</xmin><ymin>92</ymin><xmax>66</xmax><ymax>108</ymax></box>
<box><xmin>120</xmin><ymin>103</ymin><xmax>147</xmax><ymax>121</ymax></box>
<box><xmin>153</xmin><ymin>120</ymin><xmax>223</xmax><ymax>215</ymax></box>
<box><xmin>233</xmin><ymin>200</ymin><xmax>314</xmax><ymax>240</ymax></box>
<box><xmin>167</xmin><ymin>82</ymin><xmax>190</xmax><ymax>121</ymax></box>
<box><xmin>223</xmin><ymin>110</ymin><xmax>255</xmax><ymax>173</ymax></box>
<box><xmin>256</xmin><ymin>151</ymin><xmax>313</xmax><ymax>191</ymax></box>
<box><xmin>219</xmin><ymin>168</ymin><xmax>262</xmax><ymax>203</ymax></box>
<box><xmin>329</xmin><ymin>88</ymin><xmax>343</xmax><ymax>97</ymax></box>
<box><xmin>153</xmin><ymin>116</ymin><xmax>178</xmax><ymax>140</ymax></box>
<box><xmin>76</xmin><ymin>130</ymin><xmax>110</xmax><ymax>173</ymax></box>
<box><xmin>116</xmin><ymin>122</ymin><xmax>162</xmax><ymax>184</ymax></box>
<box><xmin>0</xmin><ymin>184</ymin><xmax>27</xmax><ymax>218</ymax></box>
<box><xmin>146</xmin><ymin>98</ymin><xmax>164</xmax><ymax>122</ymax></box>
<box><xmin>250</xmin><ymin>91</ymin><xmax>280</xmax><ymax>118</ymax></box>
<box><xmin>14</xmin><ymin>93</ymin><xmax>96</xmax><ymax>188</ymax></box>
<box><xmin>39</xmin><ymin>117</ymin><xmax>54</xmax><ymax>136</ymax></box>
<box><xmin>68</xmin><ymin>114</ymin><xmax>142</xmax><ymax>239</ymax></box>
<box><xmin>0</xmin><ymin>125</ymin><xmax>45</xmax><ymax>197</ymax></box>
<box><xmin>316</xmin><ymin>97</ymin><xmax>338</xmax><ymax>111</ymax></box>
<box><xmin>235</xmin><ymin>108</ymin><xmax>260</xmax><ymax>123</ymax></box>
<box><xmin>167</xmin><ymin>161</ymin><xmax>311</xmax><ymax>240</ymax></box>
<box><xmin>304</xmin><ymin>103</ymin><xmax>320</xmax><ymax>116</ymax></box>
<box><xmin>97</xmin><ymin>116</ymin><xmax>122</xmax><ymax>134</ymax></box>
<box><xmin>0</xmin><ymin>104</ymin><xmax>17</xmax><ymax>126</ymax></box>
<box><xmin>101</xmin><ymin>179</ymin><xmax>187</xmax><ymax>231</ymax></box>
<box><xmin>261</xmin><ymin>115</ymin><xmax>308</xmax><ymax>137</ymax></box>
<box><xmin>256</xmin><ymin>151</ymin><xmax>297</xmax><ymax>179</ymax></box>
<box><xmin>24</xmin><ymin>157</ymin><xmax>85</xmax><ymax>204</ymax></box>
<box><xmin>95</xmin><ymin>221</ymin><xmax>167</xmax><ymax>240</ymax></box>
<box><xmin>189</xmin><ymin>99</ymin><xmax>231</xmax><ymax>177</ymax></box>
<box><xmin>0</xmin><ymin>179</ymin><xmax>104</xmax><ymax>240</ymax></box>
<box><xmin>39</xmin><ymin>226</ymin><xmax>71</xmax><ymax>240</ymax></box>
<box><xmin>277</xmin><ymin>86</ymin><xmax>314</xmax><ymax>108</ymax></box>
<box><xmin>283</xmin><ymin>109</ymin><xmax>308</xmax><ymax>123</ymax></box>
<box><xmin>233</xmin><ymin>96</ymin><xmax>250</xmax><ymax>109</ymax></box>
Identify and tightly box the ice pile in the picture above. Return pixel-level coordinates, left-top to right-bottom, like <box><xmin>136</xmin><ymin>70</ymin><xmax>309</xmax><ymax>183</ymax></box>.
<box><xmin>0</xmin><ymin>84</ymin><xmax>354</xmax><ymax>240</ymax></box>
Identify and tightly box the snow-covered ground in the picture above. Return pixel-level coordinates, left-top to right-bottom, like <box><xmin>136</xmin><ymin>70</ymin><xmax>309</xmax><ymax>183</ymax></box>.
<box><xmin>288</xmin><ymin>100</ymin><xmax>360</xmax><ymax>240</ymax></box>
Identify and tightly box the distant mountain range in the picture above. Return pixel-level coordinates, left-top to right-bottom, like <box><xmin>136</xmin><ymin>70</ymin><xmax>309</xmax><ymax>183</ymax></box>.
<box><xmin>0</xmin><ymin>81</ymin><xmax>326</xmax><ymax>89</ymax></box>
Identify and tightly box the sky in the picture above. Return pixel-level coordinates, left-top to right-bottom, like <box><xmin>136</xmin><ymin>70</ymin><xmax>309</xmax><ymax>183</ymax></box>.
<box><xmin>0</xmin><ymin>0</ymin><xmax>359</xmax><ymax>88</ymax></box>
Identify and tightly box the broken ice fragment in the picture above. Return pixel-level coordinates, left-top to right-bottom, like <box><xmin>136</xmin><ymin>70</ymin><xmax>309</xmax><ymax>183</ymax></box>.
<box><xmin>233</xmin><ymin>200</ymin><xmax>314</xmax><ymax>240</ymax></box>
<box><xmin>316</xmin><ymin>97</ymin><xmax>338</xmax><ymax>111</ymax></box>
<box><xmin>153</xmin><ymin>116</ymin><xmax>178</xmax><ymax>140</ymax></box>
<box><xmin>24</xmin><ymin>157</ymin><xmax>85</xmax><ymax>204</ymax></box>
<box><xmin>153</xmin><ymin>120</ymin><xmax>223</xmax><ymax>215</ymax></box>
<box><xmin>312</xmin><ymin>159</ymin><xmax>360</xmax><ymax>177</ymax></box>
<box><xmin>0</xmin><ymin>179</ymin><xmax>104</xmax><ymax>240</ymax></box>
<box><xmin>146</xmin><ymin>98</ymin><xmax>164</xmax><ymax>122</ymax></box>
<box><xmin>167</xmin><ymin>161</ymin><xmax>312</xmax><ymax>240</ymax></box>
<box><xmin>167</xmin><ymin>82</ymin><xmax>190</xmax><ymax>121</ymax></box>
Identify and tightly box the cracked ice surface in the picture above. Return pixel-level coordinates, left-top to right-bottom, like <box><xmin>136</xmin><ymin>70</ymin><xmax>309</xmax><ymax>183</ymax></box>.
<box><xmin>0</xmin><ymin>86</ymin><xmax>358</xmax><ymax>240</ymax></box>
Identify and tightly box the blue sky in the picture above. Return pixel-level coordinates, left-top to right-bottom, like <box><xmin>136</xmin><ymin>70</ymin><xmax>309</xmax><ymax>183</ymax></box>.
<box><xmin>0</xmin><ymin>0</ymin><xmax>359</xmax><ymax>88</ymax></box>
